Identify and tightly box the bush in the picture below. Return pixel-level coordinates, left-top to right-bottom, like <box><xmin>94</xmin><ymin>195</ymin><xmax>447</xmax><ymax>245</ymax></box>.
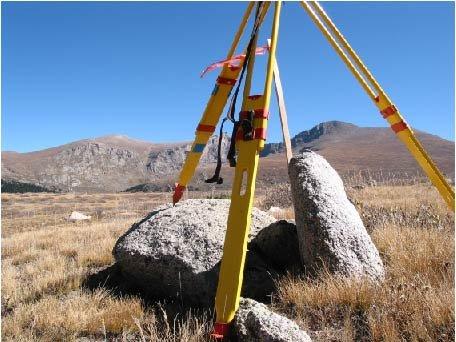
<box><xmin>1</xmin><ymin>180</ymin><xmax>54</xmax><ymax>193</ymax></box>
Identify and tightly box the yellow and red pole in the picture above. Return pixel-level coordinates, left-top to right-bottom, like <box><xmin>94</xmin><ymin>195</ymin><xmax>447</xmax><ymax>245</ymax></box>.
<box><xmin>301</xmin><ymin>1</ymin><xmax>454</xmax><ymax>210</ymax></box>
<box><xmin>212</xmin><ymin>1</ymin><xmax>282</xmax><ymax>339</ymax></box>
<box><xmin>173</xmin><ymin>2</ymin><xmax>254</xmax><ymax>204</ymax></box>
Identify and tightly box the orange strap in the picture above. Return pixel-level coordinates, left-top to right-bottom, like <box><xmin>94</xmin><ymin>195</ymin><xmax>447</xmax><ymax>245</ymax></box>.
<box><xmin>200</xmin><ymin>45</ymin><xmax>269</xmax><ymax>78</ymax></box>
<box><xmin>196</xmin><ymin>124</ymin><xmax>216</xmax><ymax>133</ymax></box>
<box><xmin>391</xmin><ymin>121</ymin><xmax>408</xmax><ymax>133</ymax></box>
<box><xmin>380</xmin><ymin>105</ymin><xmax>397</xmax><ymax>118</ymax></box>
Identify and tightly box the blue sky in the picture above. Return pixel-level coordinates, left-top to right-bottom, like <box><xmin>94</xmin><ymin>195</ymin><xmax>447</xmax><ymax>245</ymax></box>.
<box><xmin>2</xmin><ymin>1</ymin><xmax>455</xmax><ymax>152</ymax></box>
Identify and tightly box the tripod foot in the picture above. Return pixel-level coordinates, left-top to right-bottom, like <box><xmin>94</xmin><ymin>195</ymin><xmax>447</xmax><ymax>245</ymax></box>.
<box><xmin>211</xmin><ymin>322</ymin><xmax>229</xmax><ymax>340</ymax></box>
<box><xmin>172</xmin><ymin>183</ymin><xmax>186</xmax><ymax>205</ymax></box>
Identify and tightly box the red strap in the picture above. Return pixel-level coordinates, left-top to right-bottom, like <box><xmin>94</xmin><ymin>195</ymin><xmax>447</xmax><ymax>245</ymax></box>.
<box><xmin>391</xmin><ymin>121</ymin><xmax>408</xmax><ymax>133</ymax></box>
<box><xmin>196</xmin><ymin>124</ymin><xmax>215</xmax><ymax>133</ymax></box>
<box><xmin>216</xmin><ymin>76</ymin><xmax>237</xmax><ymax>86</ymax></box>
<box><xmin>380</xmin><ymin>105</ymin><xmax>397</xmax><ymax>118</ymax></box>
<box><xmin>173</xmin><ymin>183</ymin><xmax>186</xmax><ymax>205</ymax></box>
<box><xmin>240</xmin><ymin>109</ymin><xmax>269</xmax><ymax>120</ymax></box>
<box><xmin>255</xmin><ymin>128</ymin><xmax>267</xmax><ymax>140</ymax></box>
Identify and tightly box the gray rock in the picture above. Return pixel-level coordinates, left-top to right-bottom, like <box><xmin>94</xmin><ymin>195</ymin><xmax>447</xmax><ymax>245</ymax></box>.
<box><xmin>250</xmin><ymin>220</ymin><xmax>301</xmax><ymax>271</ymax></box>
<box><xmin>288</xmin><ymin>151</ymin><xmax>384</xmax><ymax>281</ymax></box>
<box><xmin>68</xmin><ymin>211</ymin><xmax>91</xmax><ymax>221</ymax></box>
<box><xmin>113</xmin><ymin>199</ymin><xmax>276</xmax><ymax>306</ymax></box>
<box><xmin>233</xmin><ymin>298</ymin><xmax>312</xmax><ymax>342</ymax></box>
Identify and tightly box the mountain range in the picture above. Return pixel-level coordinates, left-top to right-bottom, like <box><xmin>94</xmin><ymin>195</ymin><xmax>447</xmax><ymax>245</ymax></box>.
<box><xmin>2</xmin><ymin>121</ymin><xmax>454</xmax><ymax>192</ymax></box>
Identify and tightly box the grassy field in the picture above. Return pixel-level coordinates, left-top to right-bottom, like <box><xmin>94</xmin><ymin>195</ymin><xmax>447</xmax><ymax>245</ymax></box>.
<box><xmin>1</xmin><ymin>183</ymin><xmax>454</xmax><ymax>341</ymax></box>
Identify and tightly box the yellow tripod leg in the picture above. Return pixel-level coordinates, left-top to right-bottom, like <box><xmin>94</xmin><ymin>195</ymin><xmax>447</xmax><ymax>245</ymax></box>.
<box><xmin>301</xmin><ymin>1</ymin><xmax>455</xmax><ymax>211</ymax></box>
<box><xmin>213</xmin><ymin>95</ymin><xmax>263</xmax><ymax>326</ymax></box>
<box><xmin>173</xmin><ymin>2</ymin><xmax>254</xmax><ymax>204</ymax></box>
<box><xmin>212</xmin><ymin>2</ymin><xmax>282</xmax><ymax>338</ymax></box>
<box><xmin>173</xmin><ymin>65</ymin><xmax>242</xmax><ymax>203</ymax></box>
<box><xmin>376</xmin><ymin>94</ymin><xmax>455</xmax><ymax>210</ymax></box>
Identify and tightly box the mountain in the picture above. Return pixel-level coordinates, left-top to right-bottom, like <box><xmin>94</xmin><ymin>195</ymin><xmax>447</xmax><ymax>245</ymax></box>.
<box><xmin>2</xmin><ymin>134</ymin><xmax>230</xmax><ymax>192</ymax></box>
<box><xmin>2</xmin><ymin>121</ymin><xmax>454</xmax><ymax>192</ymax></box>
<box><xmin>260</xmin><ymin>121</ymin><xmax>454</xmax><ymax>182</ymax></box>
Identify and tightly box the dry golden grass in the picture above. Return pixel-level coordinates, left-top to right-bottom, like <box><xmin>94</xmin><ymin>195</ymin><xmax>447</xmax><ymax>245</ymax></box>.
<box><xmin>272</xmin><ymin>183</ymin><xmax>454</xmax><ymax>341</ymax></box>
<box><xmin>275</xmin><ymin>224</ymin><xmax>454</xmax><ymax>341</ymax></box>
<box><xmin>1</xmin><ymin>192</ymin><xmax>168</xmax><ymax>238</ymax></box>
<box><xmin>1</xmin><ymin>192</ymin><xmax>211</xmax><ymax>341</ymax></box>
<box><xmin>1</xmin><ymin>183</ymin><xmax>454</xmax><ymax>341</ymax></box>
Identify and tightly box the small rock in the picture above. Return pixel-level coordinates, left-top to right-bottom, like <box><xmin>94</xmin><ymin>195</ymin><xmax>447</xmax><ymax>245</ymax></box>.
<box><xmin>68</xmin><ymin>211</ymin><xmax>91</xmax><ymax>221</ymax></box>
<box><xmin>233</xmin><ymin>298</ymin><xmax>312</xmax><ymax>342</ymax></box>
<box><xmin>288</xmin><ymin>151</ymin><xmax>384</xmax><ymax>281</ymax></box>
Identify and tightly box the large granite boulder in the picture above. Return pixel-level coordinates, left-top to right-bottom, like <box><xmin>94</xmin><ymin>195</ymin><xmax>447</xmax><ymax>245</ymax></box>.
<box><xmin>288</xmin><ymin>151</ymin><xmax>385</xmax><ymax>281</ymax></box>
<box><xmin>233</xmin><ymin>298</ymin><xmax>312</xmax><ymax>342</ymax></box>
<box><xmin>113</xmin><ymin>199</ymin><xmax>277</xmax><ymax>306</ymax></box>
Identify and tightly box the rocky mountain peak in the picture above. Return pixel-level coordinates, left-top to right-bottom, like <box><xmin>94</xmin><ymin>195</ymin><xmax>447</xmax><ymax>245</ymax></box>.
<box><xmin>260</xmin><ymin>121</ymin><xmax>358</xmax><ymax>156</ymax></box>
<box><xmin>292</xmin><ymin>121</ymin><xmax>358</xmax><ymax>146</ymax></box>
<box><xmin>2</xmin><ymin>121</ymin><xmax>453</xmax><ymax>193</ymax></box>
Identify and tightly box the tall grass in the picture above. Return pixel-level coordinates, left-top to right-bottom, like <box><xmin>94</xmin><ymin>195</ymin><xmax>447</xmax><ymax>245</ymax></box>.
<box><xmin>271</xmin><ymin>182</ymin><xmax>454</xmax><ymax>341</ymax></box>
<box><xmin>1</xmin><ymin>183</ymin><xmax>454</xmax><ymax>341</ymax></box>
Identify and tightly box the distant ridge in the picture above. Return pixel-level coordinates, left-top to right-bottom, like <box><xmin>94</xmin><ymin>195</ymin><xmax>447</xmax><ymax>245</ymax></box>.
<box><xmin>261</xmin><ymin>121</ymin><xmax>359</xmax><ymax>156</ymax></box>
<box><xmin>2</xmin><ymin>121</ymin><xmax>454</xmax><ymax>192</ymax></box>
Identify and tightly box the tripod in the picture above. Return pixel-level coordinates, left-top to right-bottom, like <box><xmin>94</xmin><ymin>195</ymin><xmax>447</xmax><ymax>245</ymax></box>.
<box><xmin>172</xmin><ymin>2</ymin><xmax>454</xmax><ymax>338</ymax></box>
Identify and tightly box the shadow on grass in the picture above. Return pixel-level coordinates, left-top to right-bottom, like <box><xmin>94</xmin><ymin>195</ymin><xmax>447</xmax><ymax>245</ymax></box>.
<box><xmin>82</xmin><ymin>263</ymin><xmax>145</xmax><ymax>299</ymax></box>
<box><xmin>82</xmin><ymin>263</ymin><xmax>217</xmax><ymax>340</ymax></box>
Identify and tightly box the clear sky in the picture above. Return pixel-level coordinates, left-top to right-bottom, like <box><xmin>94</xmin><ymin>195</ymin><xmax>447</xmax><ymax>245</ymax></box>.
<box><xmin>2</xmin><ymin>1</ymin><xmax>455</xmax><ymax>152</ymax></box>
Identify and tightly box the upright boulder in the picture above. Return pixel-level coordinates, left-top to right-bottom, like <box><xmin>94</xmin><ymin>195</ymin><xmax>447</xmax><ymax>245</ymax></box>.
<box><xmin>288</xmin><ymin>151</ymin><xmax>384</xmax><ymax>281</ymax></box>
<box><xmin>233</xmin><ymin>298</ymin><xmax>312</xmax><ymax>342</ymax></box>
<box><xmin>113</xmin><ymin>199</ymin><xmax>277</xmax><ymax>306</ymax></box>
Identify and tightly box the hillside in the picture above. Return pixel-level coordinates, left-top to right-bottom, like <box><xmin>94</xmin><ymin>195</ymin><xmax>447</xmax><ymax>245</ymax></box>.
<box><xmin>256</xmin><ymin>121</ymin><xmax>455</xmax><ymax>186</ymax></box>
<box><xmin>2</xmin><ymin>121</ymin><xmax>454</xmax><ymax>192</ymax></box>
<box><xmin>2</xmin><ymin>134</ymin><xmax>230</xmax><ymax>192</ymax></box>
